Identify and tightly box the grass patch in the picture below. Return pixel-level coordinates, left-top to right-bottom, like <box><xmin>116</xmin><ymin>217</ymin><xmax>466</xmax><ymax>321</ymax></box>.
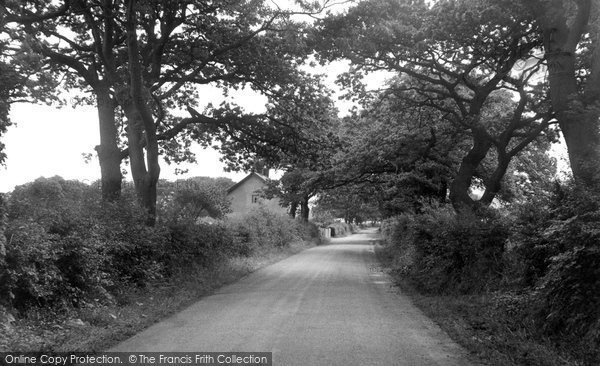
<box><xmin>375</xmin><ymin>244</ymin><xmax>585</xmax><ymax>366</ymax></box>
<box><xmin>0</xmin><ymin>240</ymin><xmax>315</xmax><ymax>352</ymax></box>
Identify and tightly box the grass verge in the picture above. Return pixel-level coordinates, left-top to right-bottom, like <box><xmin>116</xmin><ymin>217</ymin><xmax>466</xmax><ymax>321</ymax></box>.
<box><xmin>374</xmin><ymin>244</ymin><xmax>585</xmax><ymax>366</ymax></box>
<box><xmin>0</xmin><ymin>240</ymin><xmax>315</xmax><ymax>352</ymax></box>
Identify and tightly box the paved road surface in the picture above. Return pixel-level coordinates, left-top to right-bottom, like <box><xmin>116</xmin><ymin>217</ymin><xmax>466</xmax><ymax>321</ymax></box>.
<box><xmin>111</xmin><ymin>229</ymin><xmax>474</xmax><ymax>365</ymax></box>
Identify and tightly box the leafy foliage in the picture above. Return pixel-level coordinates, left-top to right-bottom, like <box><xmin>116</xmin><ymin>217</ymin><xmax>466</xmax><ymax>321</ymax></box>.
<box><xmin>157</xmin><ymin>177</ymin><xmax>233</xmax><ymax>223</ymax></box>
<box><xmin>522</xmin><ymin>0</ymin><xmax>600</xmax><ymax>189</ymax></box>
<box><xmin>313</xmin><ymin>183</ymin><xmax>382</xmax><ymax>224</ymax></box>
<box><xmin>226</xmin><ymin>206</ymin><xmax>318</xmax><ymax>256</ymax></box>
<box><xmin>382</xmin><ymin>181</ymin><xmax>600</xmax><ymax>363</ymax></box>
<box><xmin>3</xmin><ymin>0</ymin><xmax>337</xmax><ymax>214</ymax></box>
<box><xmin>7</xmin><ymin>176</ymin><xmax>98</xmax><ymax>235</ymax></box>
<box><xmin>511</xmin><ymin>183</ymin><xmax>600</xmax><ymax>361</ymax></box>
<box><xmin>540</xmin><ymin>246</ymin><xmax>600</xmax><ymax>348</ymax></box>
<box><xmin>1</xmin><ymin>0</ymin><xmax>598</xmax><ymax>362</ymax></box>
<box><xmin>314</xmin><ymin>0</ymin><xmax>553</xmax><ymax>210</ymax></box>
<box><xmin>1</xmin><ymin>177</ymin><xmax>154</xmax><ymax>309</ymax></box>
<box><xmin>382</xmin><ymin>206</ymin><xmax>508</xmax><ymax>294</ymax></box>
<box><xmin>0</xmin><ymin>176</ymin><xmax>317</xmax><ymax>314</ymax></box>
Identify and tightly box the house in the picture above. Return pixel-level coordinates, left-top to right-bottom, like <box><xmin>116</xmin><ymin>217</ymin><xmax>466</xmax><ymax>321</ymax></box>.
<box><xmin>226</xmin><ymin>172</ymin><xmax>288</xmax><ymax>217</ymax></box>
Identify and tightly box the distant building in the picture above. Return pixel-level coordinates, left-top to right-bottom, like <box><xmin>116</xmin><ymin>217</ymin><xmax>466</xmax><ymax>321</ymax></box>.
<box><xmin>226</xmin><ymin>172</ymin><xmax>288</xmax><ymax>217</ymax></box>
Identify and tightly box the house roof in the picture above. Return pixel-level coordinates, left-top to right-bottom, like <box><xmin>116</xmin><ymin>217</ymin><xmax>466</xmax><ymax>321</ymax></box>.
<box><xmin>226</xmin><ymin>172</ymin><xmax>269</xmax><ymax>194</ymax></box>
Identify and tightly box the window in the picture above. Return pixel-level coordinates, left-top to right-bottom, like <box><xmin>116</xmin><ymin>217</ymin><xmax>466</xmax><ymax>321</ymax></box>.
<box><xmin>252</xmin><ymin>194</ymin><xmax>260</xmax><ymax>204</ymax></box>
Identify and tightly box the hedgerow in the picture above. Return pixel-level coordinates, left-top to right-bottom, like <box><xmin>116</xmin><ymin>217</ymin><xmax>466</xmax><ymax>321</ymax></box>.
<box><xmin>0</xmin><ymin>176</ymin><xmax>317</xmax><ymax>316</ymax></box>
<box><xmin>226</xmin><ymin>206</ymin><xmax>318</xmax><ymax>255</ymax></box>
<box><xmin>521</xmin><ymin>184</ymin><xmax>600</xmax><ymax>363</ymax></box>
<box><xmin>382</xmin><ymin>205</ymin><xmax>508</xmax><ymax>294</ymax></box>
<box><xmin>381</xmin><ymin>181</ymin><xmax>600</xmax><ymax>364</ymax></box>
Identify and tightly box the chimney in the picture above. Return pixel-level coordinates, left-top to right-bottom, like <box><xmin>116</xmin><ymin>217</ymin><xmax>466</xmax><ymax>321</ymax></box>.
<box><xmin>252</xmin><ymin>160</ymin><xmax>269</xmax><ymax>178</ymax></box>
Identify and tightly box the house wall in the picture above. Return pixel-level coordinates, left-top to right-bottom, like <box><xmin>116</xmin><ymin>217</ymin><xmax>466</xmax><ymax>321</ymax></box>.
<box><xmin>227</xmin><ymin>175</ymin><xmax>288</xmax><ymax>217</ymax></box>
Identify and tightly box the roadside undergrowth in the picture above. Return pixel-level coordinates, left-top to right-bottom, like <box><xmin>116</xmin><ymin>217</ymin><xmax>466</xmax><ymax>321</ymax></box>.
<box><xmin>1</xmin><ymin>240</ymin><xmax>315</xmax><ymax>352</ymax></box>
<box><xmin>375</xmin><ymin>244</ymin><xmax>585</xmax><ymax>366</ymax></box>
<box><xmin>1</xmin><ymin>178</ymin><xmax>321</xmax><ymax>352</ymax></box>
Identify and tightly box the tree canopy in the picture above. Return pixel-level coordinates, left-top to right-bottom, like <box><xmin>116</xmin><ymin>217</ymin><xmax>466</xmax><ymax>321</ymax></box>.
<box><xmin>312</xmin><ymin>0</ymin><xmax>556</xmax><ymax>211</ymax></box>
<box><xmin>3</xmin><ymin>0</ymin><xmax>338</xmax><ymax>222</ymax></box>
<box><xmin>0</xmin><ymin>0</ymin><xmax>595</xmax><ymax>222</ymax></box>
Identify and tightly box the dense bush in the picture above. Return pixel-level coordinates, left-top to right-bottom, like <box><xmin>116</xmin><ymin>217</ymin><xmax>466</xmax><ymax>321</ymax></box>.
<box><xmin>165</xmin><ymin>221</ymin><xmax>234</xmax><ymax>267</ymax></box>
<box><xmin>382</xmin><ymin>182</ymin><xmax>600</xmax><ymax>363</ymax></box>
<box><xmin>504</xmin><ymin>183</ymin><xmax>600</xmax><ymax>288</ymax></box>
<box><xmin>1</xmin><ymin>178</ymin><xmax>104</xmax><ymax>309</ymax></box>
<box><xmin>381</xmin><ymin>214</ymin><xmax>418</xmax><ymax>272</ymax></box>
<box><xmin>226</xmin><ymin>206</ymin><xmax>318</xmax><ymax>255</ymax></box>
<box><xmin>513</xmin><ymin>184</ymin><xmax>600</xmax><ymax>360</ymax></box>
<box><xmin>382</xmin><ymin>205</ymin><xmax>508</xmax><ymax>294</ymax></box>
<box><xmin>539</xmin><ymin>247</ymin><xmax>600</xmax><ymax>343</ymax></box>
<box><xmin>158</xmin><ymin>177</ymin><xmax>232</xmax><ymax>223</ymax></box>
<box><xmin>95</xmin><ymin>198</ymin><xmax>170</xmax><ymax>286</ymax></box>
<box><xmin>502</xmin><ymin>199</ymin><xmax>554</xmax><ymax>288</ymax></box>
<box><xmin>0</xmin><ymin>176</ymin><xmax>317</xmax><ymax>314</ymax></box>
<box><xmin>7</xmin><ymin>177</ymin><xmax>97</xmax><ymax>235</ymax></box>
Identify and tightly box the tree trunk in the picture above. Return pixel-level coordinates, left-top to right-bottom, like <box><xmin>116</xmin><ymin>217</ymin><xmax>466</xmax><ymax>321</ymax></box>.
<box><xmin>547</xmin><ymin>51</ymin><xmax>600</xmax><ymax>187</ymax></box>
<box><xmin>529</xmin><ymin>0</ymin><xmax>600</xmax><ymax>188</ymax></box>
<box><xmin>289</xmin><ymin>201</ymin><xmax>298</xmax><ymax>218</ymax></box>
<box><xmin>300</xmin><ymin>197</ymin><xmax>310</xmax><ymax>221</ymax></box>
<box><xmin>559</xmin><ymin>112</ymin><xmax>600</xmax><ymax>188</ymax></box>
<box><xmin>479</xmin><ymin>151</ymin><xmax>511</xmax><ymax>206</ymax></box>
<box><xmin>438</xmin><ymin>179</ymin><xmax>448</xmax><ymax>203</ymax></box>
<box><xmin>123</xmin><ymin>0</ymin><xmax>160</xmax><ymax>225</ymax></box>
<box><xmin>95</xmin><ymin>87</ymin><xmax>122</xmax><ymax>201</ymax></box>
<box><xmin>0</xmin><ymin>194</ymin><xmax>6</xmax><ymax>264</ymax></box>
<box><xmin>123</xmin><ymin>105</ymin><xmax>158</xmax><ymax>224</ymax></box>
<box><xmin>449</xmin><ymin>129</ymin><xmax>493</xmax><ymax>211</ymax></box>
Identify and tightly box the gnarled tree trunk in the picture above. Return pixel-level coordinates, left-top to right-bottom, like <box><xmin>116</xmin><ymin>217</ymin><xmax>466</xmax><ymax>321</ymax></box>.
<box><xmin>449</xmin><ymin>128</ymin><xmax>493</xmax><ymax>211</ymax></box>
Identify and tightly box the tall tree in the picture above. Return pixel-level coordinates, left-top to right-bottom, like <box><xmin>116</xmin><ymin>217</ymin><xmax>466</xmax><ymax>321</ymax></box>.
<box><xmin>6</xmin><ymin>0</ymin><xmax>127</xmax><ymax>200</ymax></box>
<box><xmin>332</xmin><ymin>89</ymin><xmax>458</xmax><ymax>209</ymax></box>
<box><xmin>311</xmin><ymin>83</ymin><xmax>557</xmax><ymax>218</ymax></box>
<box><xmin>525</xmin><ymin>0</ymin><xmax>600</xmax><ymax>188</ymax></box>
<box><xmin>315</xmin><ymin>0</ymin><xmax>554</xmax><ymax>211</ymax></box>
<box><xmin>5</xmin><ymin>0</ymin><xmax>332</xmax><ymax>222</ymax></box>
